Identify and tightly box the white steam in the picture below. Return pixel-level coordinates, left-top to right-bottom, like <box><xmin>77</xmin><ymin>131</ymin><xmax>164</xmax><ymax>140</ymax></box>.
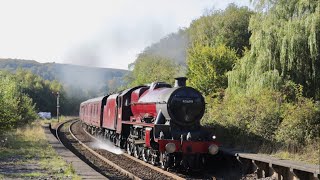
<box><xmin>91</xmin><ymin>138</ymin><xmax>124</xmax><ymax>155</ymax></box>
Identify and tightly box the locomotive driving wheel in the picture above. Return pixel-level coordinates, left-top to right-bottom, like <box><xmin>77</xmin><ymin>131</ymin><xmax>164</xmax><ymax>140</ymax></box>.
<box><xmin>141</xmin><ymin>148</ymin><xmax>149</xmax><ymax>162</ymax></box>
<box><xmin>160</xmin><ymin>152</ymin><xmax>173</xmax><ymax>170</ymax></box>
<box><xmin>133</xmin><ymin>145</ymin><xmax>140</xmax><ymax>158</ymax></box>
<box><xmin>150</xmin><ymin>150</ymin><xmax>159</xmax><ymax>165</ymax></box>
<box><xmin>126</xmin><ymin>141</ymin><xmax>133</xmax><ymax>155</ymax></box>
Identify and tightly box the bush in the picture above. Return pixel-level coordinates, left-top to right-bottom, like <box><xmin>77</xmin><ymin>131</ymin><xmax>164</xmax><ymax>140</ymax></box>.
<box><xmin>205</xmin><ymin>89</ymin><xmax>281</xmax><ymax>142</ymax></box>
<box><xmin>0</xmin><ymin>71</ymin><xmax>37</xmax><ymax>133</ymax></box>
<box><xmin>203</xmin><ymin>87</ymin><xmax>320</xmax><ymax>153</ymax></box>
<box><xmin>0</xmin><ymin>74</ymin><xmax>20</xmax><ymax>132</ymax></box>
<box><xmin>276</xmin><ymin>98</ymin><xmax>320</xmax><ymax>148</ymax></box>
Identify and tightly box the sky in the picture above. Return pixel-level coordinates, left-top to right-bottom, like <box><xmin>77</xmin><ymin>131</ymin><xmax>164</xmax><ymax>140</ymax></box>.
<box><xmin>0</xmin><ymin>0</ymin><xmax>251</xmax><ymax>70</ymax></box>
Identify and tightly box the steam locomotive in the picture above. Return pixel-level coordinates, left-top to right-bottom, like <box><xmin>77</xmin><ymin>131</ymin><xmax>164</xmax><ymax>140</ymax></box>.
<box><xmin>79</xmin><ymin>77</ymin><xmax>219</xmax><ymax>170</ymax></box>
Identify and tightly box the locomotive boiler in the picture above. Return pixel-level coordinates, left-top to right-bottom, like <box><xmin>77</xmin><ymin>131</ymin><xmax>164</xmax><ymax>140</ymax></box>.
<box><xmin>79</xmin><ymin>77</ymin><xmax>219</xmax><ymax>170</ymax></box>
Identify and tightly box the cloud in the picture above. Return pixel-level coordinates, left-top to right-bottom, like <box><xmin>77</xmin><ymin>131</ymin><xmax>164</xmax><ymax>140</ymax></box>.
<box><xmin>0</xmin><ymin>0</ymin><xmax>251</xmax><ymax>69</ymax></box>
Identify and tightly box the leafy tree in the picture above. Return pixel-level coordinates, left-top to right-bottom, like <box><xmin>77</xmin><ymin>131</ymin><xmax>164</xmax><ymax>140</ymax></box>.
<box><xmin>128</xmin><ymin>54</ymin><xmax>183</xmax><ymax>86</ymax></box>
<box><xmin>0</xmin><ymin>71</ymin><xmax>37</xmax><ymax>132</ymax></box>
<box><xmin>188</xmin><ymin>4</ymin><xmax>253</xmax><ymax>55</ymax></box>
<box><xmin>14</xmin><ymin>69</ymin><xmax>63</xmax><ymax>116</ymax></box>
<box><xmin>187</xmin><ymin>44</ymin><xmax>238</xmax><ymax>96</ymax></box>
<box><xmin>0</xmin><ymin>72</ymin><xmax>20</xmax><ymax>131</ymax></box>
<box><xmin>228</xmin><ymin>0</ymin><xmax>320</xmax><ymax>99</ymax></box>
<box><xmin>186</xmin><ymin>4</ymin><xmax>252</xmax><ymax>96</ymax></box>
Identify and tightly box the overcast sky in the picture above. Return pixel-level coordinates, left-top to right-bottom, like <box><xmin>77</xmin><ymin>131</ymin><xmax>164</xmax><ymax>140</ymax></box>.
<box><xmin>0</xmin><ymin>0</ymin><xmax>251</xmax><ymax>70</ymax></box>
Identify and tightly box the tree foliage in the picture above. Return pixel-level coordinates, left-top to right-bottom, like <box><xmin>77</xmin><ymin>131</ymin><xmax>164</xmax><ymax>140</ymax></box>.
<box><xmin>188</xmin><ymin>4</ymin><xmax>253</xmax><ymax>55</ymax></box>
<box><xmin>275</xmin><ymin>97</ymin><xmax>320</xmax><ymax>147</ymax></box>
<box><xmin>186</xmin><ymin>4</ymin><xmax>251</xmax><ymax>96</ymax></box>
<box><xmin>128</xmin><ymin>54</ymin><xmax>183</xmax><ymax>86</ymax></box>
<box><xmin>14</xmin><ymin>69</ymin><xmax>62</xmax><ymax>115</ymax></box>
<box><xmin>0</xmin><ymin>71</ymin><xmax>37</xmax><ymax>132</ymax></box>
<box><xmin>206</xmin><ymin>89</ymin><xmax>282</xmax><ymax>142</ymax></box>
<box><xmin>228</xmin><ymin>0</ymin><xmax>320</xmax><ymax>99</ymax></box>
<box><xmin>187</xmin><ymin>44</ymin><xmax>238</xmax><ymax>96</ymax></box>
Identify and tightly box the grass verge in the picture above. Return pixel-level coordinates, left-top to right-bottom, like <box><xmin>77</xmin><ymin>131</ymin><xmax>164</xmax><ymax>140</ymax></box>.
<box><xmin>0</xmin><ymin>120</ymin><xmax>81</xmax><ymax>179</ymax></box>
<box><xmin>203</xmin><ymin>122</ymin><xmax>320</xmax><ymax>165</ymax></box>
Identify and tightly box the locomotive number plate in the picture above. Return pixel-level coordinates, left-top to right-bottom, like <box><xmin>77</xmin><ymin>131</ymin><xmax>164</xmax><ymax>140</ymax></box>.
<box><xmin>182</xmin><ymin>99</ymin><xmax>194</xmax><ymax>103</ymax></box>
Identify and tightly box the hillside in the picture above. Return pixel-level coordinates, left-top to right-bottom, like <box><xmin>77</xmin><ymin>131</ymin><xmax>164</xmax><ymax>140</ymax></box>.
<box><xmin>0</xmin><ymin>58</ymin><xmax>128</xmax><ymax>95</ymax></box>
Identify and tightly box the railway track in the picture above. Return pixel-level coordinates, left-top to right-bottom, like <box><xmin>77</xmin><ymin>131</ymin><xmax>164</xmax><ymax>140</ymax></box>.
<box><xmin>72</xmin><ymin>120</ymin><xmax>243</xmax><ymax>179</ymax></box>
<box><xmin>55</xmin><ymin>119</ymin><xmax>319</xmax><ymax>180</ymax></box>
<box><xmin>56</xmin><ymin>119</ymin><xmax>131</xmax><ymax>179</ymax></box>
<box><xmin>79</xmin><ymin>121</ymin><xmax>200</xmax><ymax>180</ymax></box>
<box><xmin>56</xmin><ymin>119</ymin><xmax>184</xmax><ymax>179</ymax></box>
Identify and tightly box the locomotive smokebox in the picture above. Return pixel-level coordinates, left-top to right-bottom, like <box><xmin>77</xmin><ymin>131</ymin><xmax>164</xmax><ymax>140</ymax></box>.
<box><xmin>174</xmin><ymin>77</ymin><xmax>187</xmax><ymax>87</ymax></box>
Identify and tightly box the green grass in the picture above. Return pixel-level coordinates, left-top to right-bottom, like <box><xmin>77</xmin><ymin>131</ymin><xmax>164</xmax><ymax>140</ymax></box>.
<box><xmin>40</xmin><ymin>116</ymin><xmax>77</xmax><ymax>129</ymax></box>
<box><xmin>0</xmin><ymin>120</ymin><xmax>81</xmax><ymax>179</ymax></box>
<box><xmin>270</xmin><ymin>143</ymin><xmax>320</xmax><ymax>164</ymax></box>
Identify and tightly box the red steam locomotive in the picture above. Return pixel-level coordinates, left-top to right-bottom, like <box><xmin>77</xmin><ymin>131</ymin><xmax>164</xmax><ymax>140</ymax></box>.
<box><xmin>79</xmin><ymin>77</ymin><xmax>219</xmax><ymax>169</ymax></box>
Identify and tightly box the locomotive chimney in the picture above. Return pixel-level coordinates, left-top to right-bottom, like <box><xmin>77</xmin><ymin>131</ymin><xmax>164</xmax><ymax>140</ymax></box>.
<box><xmin>174</xmin><ymin>77</ymin><xmax>187</xmax><ymax>87</ymax></box>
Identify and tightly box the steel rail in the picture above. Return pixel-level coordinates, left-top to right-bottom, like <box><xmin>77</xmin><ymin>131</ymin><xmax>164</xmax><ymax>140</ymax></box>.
<box><xmin>81</xmin><ymin>122</ymin><xmax>185</xmax><ymax>180</ymax></box>
<box><xmin>68</xmin><ymin>120</ymin><xmax>141</xmax><ymax>180</ymax></box>
<box><xmin>55</xmin><ymin>119</ymin><xmax>77</xmax><ymax>144</ymax></box>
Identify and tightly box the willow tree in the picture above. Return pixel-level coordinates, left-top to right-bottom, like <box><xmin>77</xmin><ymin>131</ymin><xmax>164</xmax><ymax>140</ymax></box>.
<box><xmin>228</xmin><ymin>0</ymin><xmax>320</xmax><ymax>99</ymax></box>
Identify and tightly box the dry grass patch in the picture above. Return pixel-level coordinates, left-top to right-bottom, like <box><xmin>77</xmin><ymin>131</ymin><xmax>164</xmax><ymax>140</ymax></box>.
<box><xmin>0</xmin><ymin>120</ymin><xmax>80</xmax><ymax>179</ymax></box>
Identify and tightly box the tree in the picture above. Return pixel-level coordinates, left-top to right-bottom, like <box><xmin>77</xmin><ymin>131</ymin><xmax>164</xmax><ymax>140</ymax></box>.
<box><xmin>128</xmin><ymin>54</ymin><xmax>183</xmax><ymax>86</ymax></box>
<box><xmin>0</xmin><ymin>71</ymin><xmax>36</xmax><ymax>132</ymax></box>
<box><xmin>187</xmin><ymin>44</ymin><xmax>238</xmax><ymax>96</ymax></box>
<box><xmin>228</xmin><ymin>0</ymin><xmax>320</xmax><ymax>99</ymax></box>
<box><xmin>188</xmin><ymin>4</ymin><xmax>253</xmax><ymax>56</ymax></box>
<box><xmin>14</xmin><ymin>69</ymin><xmax>63</xmax><ymax>115</ymax></box>
<box><xmin>186</xmin><ymin>4</ymin><xmax>252</xmax><ymax>96</ymax></box>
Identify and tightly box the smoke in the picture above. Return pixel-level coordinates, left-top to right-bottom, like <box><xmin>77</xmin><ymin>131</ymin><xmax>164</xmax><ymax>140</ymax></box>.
<box><xmin>54</xmin><ymin>1</ymin><xmax>251</xmax><ymax>97</ymax></box>
<box><xmin>142</xmin><ymin>29</ymin><xmax>189</xmax><ymax>65</ymax></box>
<box><xmin>54</xmin><ymin>63</ymin><xmax>127</xmax><ymax>99</ymax></box>
<box><xmin>64</xmin><ymin>18</ymin><xmax>167</xmax><ymax>69</ymax></box>
<box><xmin>91</xmin><ymin>137</ymin><xmax>124</xmax><ymax>155</ymax></box>
<box><xmin>65</xmin><ymin>44</ymin><xmax>101</xmax><ymax>67</ymax></box>
<box><xmin>61</xmin><ymin>0</ymin><xmax>221</xmax><ymax>70</ymax></box>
